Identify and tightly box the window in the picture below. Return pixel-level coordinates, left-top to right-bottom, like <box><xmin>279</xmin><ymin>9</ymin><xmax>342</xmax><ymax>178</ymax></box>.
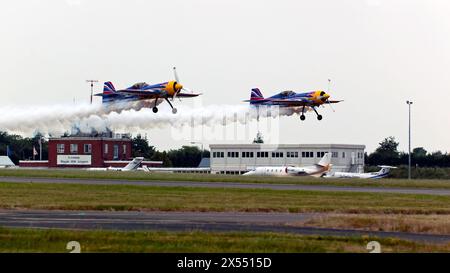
<box><xmin>213</xmin><ymin>152</ymin><xmax>224</xmax><ymax>158</ymax></box>
<box><xmin>332</xmin><ymin>152</ymin><xmax>338</xmax><ymax>158</ymax></box>
<box><xmin>104</xmin><ymin>144</ymin><xmax>108</xmax><ymax>154</ymax></box>
<box><xmin>83</xmin><ymin>144</ymin><xmax>91</xmax><ymax>154</ymax></box>
<box><xmin>57</xmin><ymin>144</ymin><xmax>65</xmax><ymax>154</ymax></box>
<box><xmin>317</xmin><ymin>152</ymin><xmax>325</xmax><ymax>158</ymax></box>
<box><xmin>287</xmin><ymin>151</ymin><xmax>299</xmax><ymax>158</ymax></box>
<box><xmin>257</xmin><ymin>151</ymin><xmax>269</xmax><ymax>158</ymax></box>
<box><xmin>342</xmin><ymin>152</ymin><xmax>346</xmax><ymax>158</ymax></box>
<box><xmin>122</xmin><ymin>144</ymin><xmax>127</xmax><ymax>155</ymax></box>
<box><xmin>114</xmin><ymin>145</ymin><xmax>119</xmax><ymax>159</ymax></box>
<box><xmin>242</xmin><ymin>152</ymin><xmax>254</xmax><ymax>158</ymax></box>
<box><xmin>70</xmin><ymin>144</ymin><xmax>78</xmax><ymax>154</ymax></box>
<box><xmin>228</xmin><ymin>152</ymin><xmax>239</xmax><ymax>158</ymax></box>
<box><xmin>302</xmin><ymin>151</ymin><xmax>314</xmax><ymax>158</ymax></box>
<box><xmin>272</xmin><ymin>152</ymin><xmax>284</xmax><ymax>158</ymax></box>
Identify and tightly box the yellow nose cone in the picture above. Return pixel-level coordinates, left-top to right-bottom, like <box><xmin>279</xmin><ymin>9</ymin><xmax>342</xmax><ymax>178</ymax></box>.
<box><xmin>175</xmin><ymin>83</ymin><xmax>183</xmax><ymax>91</ymax></box>
<box><xmin>324</xmin><ymin>93</ymin><xmax>330</xmax><ymax>99</ymax></box>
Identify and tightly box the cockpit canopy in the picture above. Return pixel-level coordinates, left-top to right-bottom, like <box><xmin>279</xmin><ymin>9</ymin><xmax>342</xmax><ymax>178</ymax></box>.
<box><xmin>129</xmin><ymin>82</ymin><xmax>149</xmax><ymax>90</ymax></box>
<box><xmin>279</xmin><ymin>90</ymin><xmax>296</xmax><ymax>97</ymax></box>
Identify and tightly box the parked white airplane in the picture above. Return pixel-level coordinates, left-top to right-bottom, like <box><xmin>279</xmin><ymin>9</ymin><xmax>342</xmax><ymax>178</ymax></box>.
<box><xmin>243</xmin><ymin>153</ymin><xmax>332</xmax><ymax>177</ymax></box>
<box><xmin>323</xmin><ymin>165</ymin><xmax>397</xmax><ymax>179</ymax></box>
<box><xmin>87</xmin><ymin>157</ymin><xmax>144</xmax><ymax>171</ymax></box>
<box><xmin>139</xmin><ymin>166</ymin><xmax>210</xmax><ymax>173</ymax></box>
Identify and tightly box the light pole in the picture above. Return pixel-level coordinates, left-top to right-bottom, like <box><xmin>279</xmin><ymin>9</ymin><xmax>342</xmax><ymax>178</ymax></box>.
<box><xmin>190</xmin><ymin>141</ymin><xmax>204</xmax><ymax>159</ymax></box>
<box><xmin>38</xmin><ymin>136</ymin><xmax>46</xmax><ymax>161</ymax></box>
<box><xmin>406</xmin><ymin>100</ymin><xmax>413</xmax><ymax>180</ymax></box>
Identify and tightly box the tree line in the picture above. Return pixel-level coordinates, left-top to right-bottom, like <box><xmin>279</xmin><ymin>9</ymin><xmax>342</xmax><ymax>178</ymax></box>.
<box><xmin>0</xmin><ymin>131</ymin><xmax>48</xmax><ymax>163</ymax></box>
<box><xmin>131</xmin><ymin>134</ymin><xmax>210</xmax><ymax>167</ymax></box>
<box><xmin>1</xmin><ymin>131</ymin><xmax>448</xmax><ymax>168</ymax></box>
<box><xmin>0</xmin><ymin>132</ymin><xmax>209</xmax><ymax>167</ymax></box>
<box><xmin>365</xmin><ymin>136</ymin><xmax>450</xmax><ymax>167</ymax></box>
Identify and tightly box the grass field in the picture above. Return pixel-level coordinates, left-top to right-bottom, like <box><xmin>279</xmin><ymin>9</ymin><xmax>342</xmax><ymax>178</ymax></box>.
<box><xmin>299</xmin><ymin>214</ymin><xmax>450</xmax><ymax>235</ymax></box>
<box><xmin>1</xmin><ymin>227</ymin><xmax>448</xmax><ymax>253</ymax></box>
<box><xmin>0</xmin><ymin>182</ymin><xmax>449</xmax><ymax>214</ymax></box>
<box><xmin>1</xmin><ymin>169</ymin><xmax>450</xmax><ymax>189</ymax></box>
<box><xmin>1</xmin><ymin>171</ymin><xmax>449</xmax><ymax>253</ymax></box>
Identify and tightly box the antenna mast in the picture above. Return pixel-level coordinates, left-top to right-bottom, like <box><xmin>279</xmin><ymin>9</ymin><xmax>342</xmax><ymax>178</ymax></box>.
<box><xmin>86</xmin><ymin>80</ymin><xmax>99</xmax><ymax>104</ymax></box>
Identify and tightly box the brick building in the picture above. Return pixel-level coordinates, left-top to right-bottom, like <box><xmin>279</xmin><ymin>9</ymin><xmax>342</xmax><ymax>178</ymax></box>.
<box><xmin>47</xmin><ymin>136</ymin><xmax>132</xmax><ymax>168</ymax></box>
<box><xmin>19</xmin><ymin>134</ymin><xmax>162</xmax><ymax>168</ymax></box>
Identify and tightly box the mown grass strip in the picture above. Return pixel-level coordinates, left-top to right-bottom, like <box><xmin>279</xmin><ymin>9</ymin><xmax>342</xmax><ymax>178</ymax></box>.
<box><xmin>0</xmin><ymin>182</ymin><xmax>449</xmax><ymax>214</ymax></box>
<box><xmin>1</xmin><ymin>227</ymin><xmax>448</xmax><ymax>253</ymax></box>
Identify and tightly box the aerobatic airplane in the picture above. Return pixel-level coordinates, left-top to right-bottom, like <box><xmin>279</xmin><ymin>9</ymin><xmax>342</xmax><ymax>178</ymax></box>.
<box><xmin>245</xmin><ymin>82</ymin><xmax>342</xmax><ymax>121</ymax></box>
<box><xmin>95</xmin><ymin>67</ymin><xmax>200</xmax><ymax>114</ymax></box>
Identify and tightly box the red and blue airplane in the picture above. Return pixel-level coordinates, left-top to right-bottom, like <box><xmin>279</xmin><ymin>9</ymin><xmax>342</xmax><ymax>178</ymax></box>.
<box><xmin>95</xmin><ymin>67</ymin><xmax>200</xmax><ymax>114</ymax></box>
<box><xmin>245</xmin><ymin>83</ymin><xmax>342</xmax><ymax>121</ymax></box>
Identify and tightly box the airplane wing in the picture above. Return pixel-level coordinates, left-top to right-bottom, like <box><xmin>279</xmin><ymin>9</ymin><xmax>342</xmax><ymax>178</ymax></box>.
<box><xmin>270</xmin><ymin>99</ymin><xmax>343</xmax><ymax>106</ymax></box>
<box><xmin>116</xmin><ymin>89</ymin><xmax>163</xmax><ymax>98</ymax></box>
<box><xmin>176</xmin><ymin>93</ymin><xmax>201</xmax><ymax>97</ymax></box>
<box><xmin>268</xmin><ymin>99</ymin><xmax>312</xmax><ymax>106</ymax></box>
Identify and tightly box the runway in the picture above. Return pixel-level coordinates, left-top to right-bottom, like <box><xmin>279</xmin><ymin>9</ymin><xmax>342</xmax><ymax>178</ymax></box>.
<box><xmin>1</xmin><ymin>209</ymin><xmax>449</xmax><ymax>244</ymax></box>
<box><xmin>1</xmin><ymin>176</ymin><xmax>450</xmax><ymax>196</ymax></box>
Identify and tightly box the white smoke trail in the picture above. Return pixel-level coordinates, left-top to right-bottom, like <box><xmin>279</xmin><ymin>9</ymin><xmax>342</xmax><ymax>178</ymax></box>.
<box><xmin>0</xmin><ymin>103</ymin><xmax>102</xmax><ymax>135</ymax></box>
<box><xmin>80</xmin><ymin>104</ymin><xmax>302</xmax><ymax>132</ymax></box>
<box><xmin>0</xmin><ymin>102</ymin><xmax>303</xmax><ymax>136</ymax></box>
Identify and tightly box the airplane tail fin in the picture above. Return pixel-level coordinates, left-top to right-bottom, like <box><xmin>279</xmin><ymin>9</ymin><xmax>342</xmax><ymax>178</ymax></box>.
<box><xmin>122</xmin><ymin>157</ymin><xmax>144</xmax><ymax>171</ymax></box>
<box><xmin>93</xmin><ymin>82</ymin><xmax>118</xmax><ymax>104</ymax></box>
<box><xmin>103</xmin><ymin>81</ymin><xmax>116</xmax><ymax>94</ymax></box>
<box><xmin>376</xmin><ymin>165</ymin><xmax>397</xmax><ymax>177</ymax></box>
<box><xmin>251</xmin><ymin>88</ymin><xmax>264</xmax><ymax>99</ymax></box>
<box><xmin>316</xmin><ymin>153</ymin><xmax>331</xmax><ymax>167</ymax></box>
<box><xmin>246</xmin><ymin>88</ymin><xmax>264</xmax><ymax>103</ymax></box>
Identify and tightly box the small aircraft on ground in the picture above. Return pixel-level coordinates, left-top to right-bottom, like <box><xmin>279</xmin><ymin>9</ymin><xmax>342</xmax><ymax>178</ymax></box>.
<box><xmin>323</xmin><ymin>165</ymin><xmax>397</xmax><ymax>179</ymax></box>
<box><xmin>87</xmin><ymin>157</ymin><xmax>143</xmax><ymax>171</ymax></box>
<box><xmin>95</xmin><ymin>67</ymin><xmax>200</xmax><ymax>114</ymax></box>
<box><xmin>245</xmin><ymin>81</ymin><xmax>342</xmax><ymax>121</ymax></box>
<box><xmin>243</xmin><ymin>153</ymin><xmax>332</xmax><ymax>177</ymax></box>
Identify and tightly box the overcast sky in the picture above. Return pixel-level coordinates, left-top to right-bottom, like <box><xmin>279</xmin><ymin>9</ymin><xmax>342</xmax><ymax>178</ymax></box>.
<box><xmin>1</xmin><ymin>0</ymin><xmax>449</xmax><ymax>153</ymax></box>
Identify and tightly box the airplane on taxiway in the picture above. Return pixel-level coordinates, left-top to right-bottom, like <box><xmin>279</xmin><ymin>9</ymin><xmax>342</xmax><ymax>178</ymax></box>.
<box><xmin>243</xmin><ymin>153</ymin><xmax>332</xmax><ymax>177</ymax></box>
<box><xmin>87</xmin><ymin>157</ymin><xmax>144</xmax><ymax>172</ymax></box>
<box><xmin>323</xmin><ymin>165</ymin><xmax>397</xmax><ymax>179</ymax></box>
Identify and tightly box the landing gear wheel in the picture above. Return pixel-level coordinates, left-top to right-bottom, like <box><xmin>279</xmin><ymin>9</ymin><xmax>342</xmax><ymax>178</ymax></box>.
<box><xmin>152</xmin><ymin>107</ymin><xmax>158</xmax><ymax>113</ymax></box>
<box><xmin>172</xmin><ymin>108</ymin><xmax>178</xmax><ymax>114</ymax></box>
<box><xmin>317</xmin><ymin>115</ymin><xmax>323</xmax><ymax>121</ymax></box>
<box><xmin>300</xmin><ymin>115</ymin><xmax>306</xmax><ymax>121</ymax></box>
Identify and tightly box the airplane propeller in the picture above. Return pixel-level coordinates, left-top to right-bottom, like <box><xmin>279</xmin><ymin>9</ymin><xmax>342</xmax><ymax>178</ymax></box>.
<box><xmin>172</xmin><ymin>67</ymin><xmax>194</xmax><ymax>101</ymax></box>
<box><xmin>326</xmin><ymin>79</ymin><xmax>335</xmax><ymax>112</ymax></box>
